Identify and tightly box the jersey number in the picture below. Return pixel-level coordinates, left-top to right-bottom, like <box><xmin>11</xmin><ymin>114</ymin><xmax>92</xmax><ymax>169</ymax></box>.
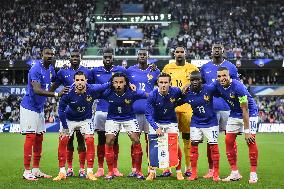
<box><xmin>212</xmin><ymin>131</ymin><xmax>218</xmax><ymax>139</ymax></box>
<box><xmin>175</xmin><ymin>80</ymin><xmax>183</xmax><ymax>88</ymax></box>
<box><xmin>197</xmin><ymin>106</ymin><xmax>205</xmax><ymax>114</ymax></box>
<box><xmin>250</xmin><ymin>120</ymin><xmax>257</xmax><ymax>130</ymax></box>
<box><xmin>139</xmin><ymin>83</ymin><xmax>146</xmax><ymax>91</ymax></box>
<box><xmin>117</xmin><ymin>107</ymin><xmax>122</xmax><ymax>113</ymax></box>
<box><xmin>77</xmin><ymin>106</ymin><xmax>85</xmax><ymax>112</ymax></box>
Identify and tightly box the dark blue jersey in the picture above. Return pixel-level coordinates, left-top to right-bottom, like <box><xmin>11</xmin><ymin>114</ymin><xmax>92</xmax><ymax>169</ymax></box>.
<box><xmin>145</xmin><ymin>87</ymin><xmax>182</xmax><ymax>130</ymax></box>
<box><xmin>126</xmin><ymin>65</ymin><xmax>160</xmax><ymax>114</ymax></box>
<box><xmin>200</xmin><ymin>59</ymin><xmax>239</xmax><ymax>111</ymax></box>
<box><xmin>55</xmin><ymin>66</ymin><xmax>92</xmax><ymax>86</ymax></box>
<box><xmin>180</xmin><ymin>85</ymin><xmax>218</xmax><ymax>128</ymax></box>
<box><xmin>21</xmin><ymin>61</ymin><xmax>56</xmax><ymax>113</ymax></box>
<box><xmin>91</xmin><ymin>66</ymin><xmax>126</xmax><ymax>112</ymax></box>
<box><xmin>101</xmin><ymin>88</ymin><xmax>147</xmax><ymax>121</ymax></box>
<box><xmin>58</xmin><ymin>83</ymin><xmax>110</xmax><ymax>128</ymax></box>
<box><xmin>213</xmin><ymin>79</ymin><xmax>258</xmax><ymax>118</ymax></box>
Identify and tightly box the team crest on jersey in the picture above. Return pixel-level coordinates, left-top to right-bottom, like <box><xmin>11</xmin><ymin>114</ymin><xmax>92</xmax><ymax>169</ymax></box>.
<box><xmin>204</xmin><ymin>95</ymin><xmax>210</xmax><ymax>102</ymax></box>
<box><xmin>230</xmin><ymin>93</ymin><xmax>235</xmax><ymax>99</ymax></box>
<box><xmin>86</xmin><ymin>95</ymin><xmax>93</xmax><ymax>102</ymax></box>
<box><xmin>170</xmin><ymin>98</ymin><xmax>176</xmax><ymax>103</ymax></box>
<box><xmin>147</xmin><ymin>73</ymin><xmax>153</xmax><ymax>81</ymax></box>
<box><xmin>125</xmin><ymin>99</ymin><xmax>131</xmax><ymax>104</ymax></box>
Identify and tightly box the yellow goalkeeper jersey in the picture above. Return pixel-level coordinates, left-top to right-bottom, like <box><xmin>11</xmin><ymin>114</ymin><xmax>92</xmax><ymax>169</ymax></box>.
<box><xmin>162</xmin><ymin>60</ymin><xmax>199</xmax><ymax>113</ymax></box>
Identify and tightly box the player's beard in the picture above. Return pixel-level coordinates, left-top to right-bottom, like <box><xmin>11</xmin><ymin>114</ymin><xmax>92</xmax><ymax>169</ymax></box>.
<box><xmin>76</xmin><ymin>84</ymin><xmax>85</xmax><ymax>93</ymax></box>
<box><xmin>219</xmin><ymin>78</ymin><xmax>229</xmax><ymax>87</ymax></box>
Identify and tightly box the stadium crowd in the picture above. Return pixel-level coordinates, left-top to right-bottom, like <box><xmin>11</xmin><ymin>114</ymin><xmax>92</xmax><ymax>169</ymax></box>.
<box><xmin>1</xmin><ymin>0</ymin><xmax>283</xmax><ymax>59</ymax></box>
<box><xmin>0</xmin><ymin>0</ymin><xmax>95</xmax><ymax>61</ymax></box>
<box><xmin>0</xmin><ymin>96</ymin><xmax>58</xmax><ymax>123</ymax></box>
<box><xmin>169</xmin><ymin>0</ymin><xmax>283</xmax><ymax>59</ymax></box>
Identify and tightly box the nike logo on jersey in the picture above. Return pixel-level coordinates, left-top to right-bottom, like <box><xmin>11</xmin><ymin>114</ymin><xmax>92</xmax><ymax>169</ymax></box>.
<box><xmin>206</xmin><ymin>71</ymin><xmax>211</xmax><ymax>73</ymax></box>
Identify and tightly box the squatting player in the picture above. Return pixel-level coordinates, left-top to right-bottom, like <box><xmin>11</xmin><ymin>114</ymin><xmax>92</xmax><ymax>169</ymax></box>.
<box><xmin>180</xmin><ymin>71</ymin><xmax>220</xmax><ymax>182</ymax></box>
<box><xmin>162</xmin><ymin>45</ymin><xmax>199</xmax><ymax>176</ymax></box>
<box><xmin>54</xmin><ymin>71</ymin><xmax>110</xmax><ymax>181</ymax></box>
<box><xmin>145</xmin><ymin>73</ymin><xmax>184</xmax><ymax>181</ymax></box>
<box><xmin>200</xmin><ymin>44</ymin><xmax>239</xmax><ymax>178</ymax></box>
<box><xmin>50</xmin><ymin>50</ymin><xmax>92</xmax><ymax>177</ymax></box>
<box><xmin>101</xmin><ymin>73</ymin><xmax>147</xmax><ymax>180</ymax></box>
<box><xmin>215</xmin><ymin>67</ymin><xmax>259</xmax><ymax>184</ymax></box>
<box><xmin>20</xmin><ymin>48</ymin><xmax>68</xmax><ymax>181</ymax></box>
<box><xmin>126</xmin><ymin>48</ymin><xmax>160</xmax><ymax>176</ymax></box>
<box><xmin>91</xmin><ymin>48</ymin><xmax>125</xmax><ymax>177</ymax></box>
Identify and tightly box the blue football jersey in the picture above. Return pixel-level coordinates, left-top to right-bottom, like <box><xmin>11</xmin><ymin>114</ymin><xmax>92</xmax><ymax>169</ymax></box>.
<box><xmin>126</xmin><ymin>65</ymin><xmax>160</xmax><ymax>114</ymax></box>
<box><xmin>58</xmin><ymin>83</ymin><xmax>110</xmax><ymax>128</ymax></box>
<box><xmin>91</xmin><ymin>66</ymin><xmax>126</xmax><ymax>112</ymax></box>
<box><xmin>145</xmin><ymin>87</ymin><xmax>181</xmax><ymax>130</ymax></box>
<box><xmin>213</xmin><ymin>79</ymin><xmax>258</xmax><ymax>118</ymax></box>
<box><xmin>200</xmin><ymin>59</ymin><xmax>239</xmax><ymax>111</ymax></box>
<box><xmin>21</xmin><ymin>61</ymin><xmax>56</xmax><ymax>113</ymax></box>
<box><xmin>101</xmin><ymin>88</ymin><xmax>147</xmax><ymax>121</ymax></box>
<box><xmin>55</xmin><ymin>66</ymin><xmax>92</xmax><ymax>86</ymax></box>
<box><xmin>180</xmin><ymin>85</ymin><xmax>218</xmax><ymax>128</ymax></box>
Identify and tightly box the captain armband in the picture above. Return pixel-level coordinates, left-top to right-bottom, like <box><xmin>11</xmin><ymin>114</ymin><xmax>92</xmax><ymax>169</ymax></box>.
<box><xmin>238</xmin><ymin>95</ymin><xmax>248</xmax><ymax>104</ymax></box>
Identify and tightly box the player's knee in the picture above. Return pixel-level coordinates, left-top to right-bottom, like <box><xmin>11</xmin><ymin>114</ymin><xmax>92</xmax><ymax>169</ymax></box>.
<box><xmin>105</xmin><ymin>135</ymin><xmax>115</xmax><ymax>145</ymax></box>
<box><xmin>84</xmin><ymin>135</ymin><xmax>94</xmax><ymax>144</ymax></box>
<box><xmin>182</xmin><ymin>133</ymin><xmax>190</xmax><ymax>140</ymax></box>
<box><xmin>131</xmin><ymin>137</ymin><xmax>140</xmax><ymax>145</ymax></box>
<box><xmin>191</xmin><ymin>141</ymin><xmax>199</xmax><ymax>146</ymax></box>
<box><xmin>97</xmin><ymin>131</ymin><xmax>106</xmax><ymax>145</ymax></box>
<box><xmin>26</xmin><ymin>133</ymin><xmax>36</xmax><ymax>142</ymax></box>
<box><xmin>35</xmin><ymin>133</ymin><xmax>43</xmax><ymax>141</ymax></box>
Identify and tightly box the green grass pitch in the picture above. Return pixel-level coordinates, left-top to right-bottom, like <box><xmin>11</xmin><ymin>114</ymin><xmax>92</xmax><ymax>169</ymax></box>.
<box><xmin>0</xmin><ymin>133</ymin><xmax>283</xmax><ymax>189</ymax></box>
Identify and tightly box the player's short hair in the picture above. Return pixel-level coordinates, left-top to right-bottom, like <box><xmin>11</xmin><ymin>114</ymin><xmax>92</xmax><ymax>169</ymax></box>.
<box><xmin>103</xmin><ymin>47</ymin><xmax>114</xmax><ymax>54</ymax></box>
<box><xmin>157</xmin><ymin>72</ymin><xmax>171</xmax><ymax>82</ymax></box>
<box><xmin>174</xmin><ymin>45</ymin><xmax>187</xmax><ymax>54</ymax></box>
<box><xmin>110</xmin><ymin>72</ymin><xmax>130</xmax><ymax>89</ymax></box>
<box><xmin>217</xmin><ymin>67</ymin><xmax>229</xmax><ymax>72</ymax></box>
<box><xmin>212</xmin><ymin>43</ymin><xmax>224</xmax><ymax>52</ymax></box>
<box><xmin>137</xmin><ymin>48</ymin><xmax>148</xmax><ymax>55</ymax></box>
<box><xmin>74</xmin><ymin>71</ymin><xmax>87</xmax><ymax>79</ymax></box>
<box><xmin>71</xmin><ymin>49</ymin><xmax>81</xmax><ymax>54</ymax></box>
<box><xmin>42</xmin><ymin>47</ymin><xmax>54</xmax><ymax>55</ymax></box>
<box><xmin>190</xmin><ymin>70</ymin><xmax>202</xmax><ymax>79</ymax></box>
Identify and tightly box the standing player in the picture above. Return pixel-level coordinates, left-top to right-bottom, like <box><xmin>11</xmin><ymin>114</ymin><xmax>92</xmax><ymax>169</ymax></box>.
<box><xmin>162</xmin><ymin>45</ymin><xmax>199</xmax><ymax>176</ymax></box>
<box><xmin>50</xmin><ymin>50</ymin><xmax>92</xmax><ymax>177</ymax></box>
<box><xmin>145</xmin><ymin>73</ymin><xmax>184</xmax><ymax>181</ymax></box>
<box><xmin>215</xmin><ymin>67</ymin><xmax>258</xmax><ymax>184</ymax></box>
<box><xmin>53</xmin><ymin>71</ymin><xmax>110</xmax><ymax>181</ymax></box>
<box><xmin>20</xmin><ymin>48</ymin><xmax>68</xmax><ymax>180</ymax></box>
<box><xmin>126</xmin><ymin>48</ymin><xmax>160</xmax><ymax>176</ymax></box>
<box><xmin>91</xmin><ymin>48</ymin><xmax>125</xmax><ymax>177</ymax></box>
<box><xmin>200</xmin><ymin>44</ymin><xmax>239</xmax><ymax>178</ymax></box>
<box><xmin>101</xmin><ymin>73</ymin><xmax>147</xmax><ymax>180</ymax></box>
<box><xmin>179</xmin><ymin>71</ymin><xmax>220</xmax><ymax>182</ymax></box>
